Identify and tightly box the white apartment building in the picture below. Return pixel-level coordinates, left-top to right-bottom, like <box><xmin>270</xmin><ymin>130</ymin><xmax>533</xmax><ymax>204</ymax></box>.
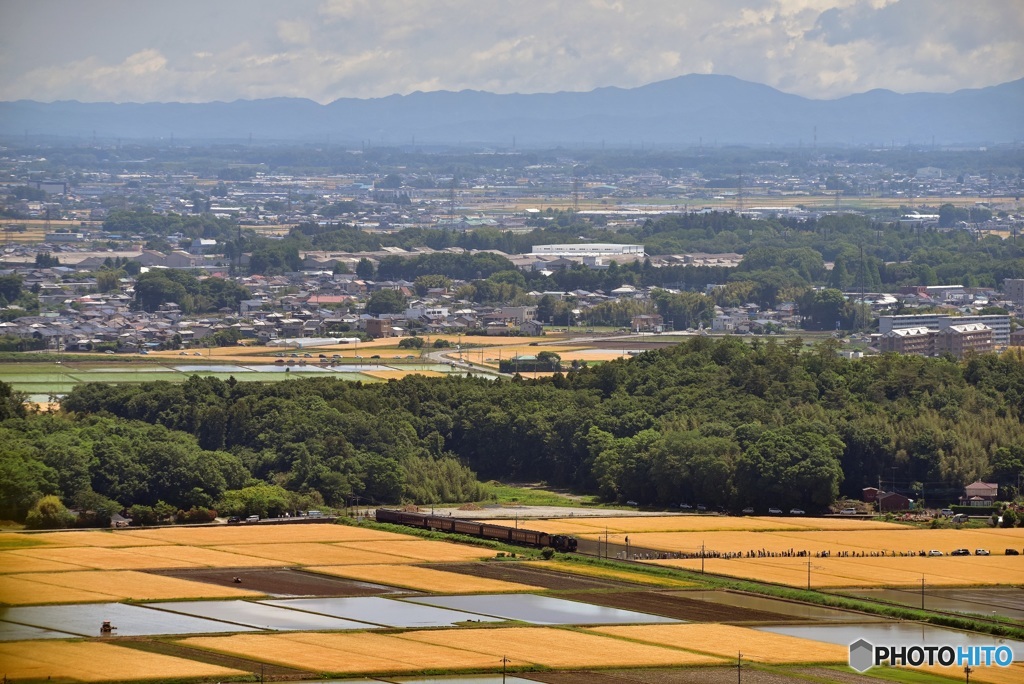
<box><xmin>878</xmin><ymin>314</ymin><xmax>1011</xmax><ymax>346</ymax></box>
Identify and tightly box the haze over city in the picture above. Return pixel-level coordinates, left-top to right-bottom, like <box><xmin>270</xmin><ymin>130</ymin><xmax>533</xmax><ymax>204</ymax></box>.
<box><xmin>2</xmin><ymin>0</ymin><xmax>1023</xmax><ymax>104</ymax></box>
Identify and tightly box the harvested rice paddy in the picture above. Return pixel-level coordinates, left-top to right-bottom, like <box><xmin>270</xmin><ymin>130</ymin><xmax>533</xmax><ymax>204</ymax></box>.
<box><xmin>308</xmin><ymin>564</ymin><xmax>540</xmax><ymax>593</ymax></box>
<box><xmin>0</xmin><ymin>641</ymin><xmax>246</xmax><ymax>681</ymax></box>
<box><xmin>590</xmin><ymin>624</ymin><xmax>848</xmax><ymax>664</ymax></box>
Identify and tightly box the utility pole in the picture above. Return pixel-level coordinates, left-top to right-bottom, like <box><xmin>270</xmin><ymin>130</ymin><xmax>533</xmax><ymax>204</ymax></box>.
<box><xmin>737</xmin><ymin>652</ymin><xmax>743</xmax><ymax>684</ymax></box>
<box><xmin>501</xmin><ymin>655</ymin><xmax>510</xmax><ymax>683</ymax></box>
<box><xmin>921</xmin><ymin>575</ymin><xmax>925</xmax><ymax>610</ymax></box>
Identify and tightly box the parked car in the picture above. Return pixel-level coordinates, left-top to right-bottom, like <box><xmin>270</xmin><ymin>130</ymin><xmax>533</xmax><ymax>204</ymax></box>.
<box><xmin>950</xmin><ymin>548</ymin><xmax>970</xmax><ymax>556</ymax></box>
<box><xmin>768</xmin><ymin>507</ymin><xmax>783</xmax><ymax>515</ymax></box>
<box><xmin>680</xmin><ymin>504</ymin><xmax>693</xmax><ymax>510</ymax></box>
<box><xmin>696</xmin><ymin>504</ymin><xmax>707</xmax><ymax>512</ymax></box>
<box><xmin>940</xmin><ymin>508</ymin><xmax>954</xmax><ymax>517</ymax></box>
<box><xmin>975</xmin><ymin>549</ymin><xmax>990</xmax><ymax>556</ymax></box>
<box><xmin>840</xmin><ymin>507</ymin><xmax>857</xmax><ymax>515</ymax></box>
<box><xmin>625</xmin><ymin>500</ymin><xmax>639</xmax><ymax>507</ymax></box>
<box><xmin>928</xmin><ymin>550</ymin><xmax>944</xmax><ymax>556</ymax></box>
<box><xmin>226</xmin><ymin>516</ymin><xmax>241</xmax><ymax>524</ymax></box>
<box><xmin>245</xmin><ymin>515</ymin><xmax>259</xmax><ymax>523</ymax></box>
<box><xmin>741</xmin><ymin>507</ymin><xmax>755</xmax><ymax>515</ymax></box>
<box><xmin>789</xmin><ymin>508</ymin><xmax>806</xmax><ymax>515</ymax></box>
<box><xmin>1005</xmin><ymin>549</ymin><xmax>1020</xmax><ymax>555</ymax></box>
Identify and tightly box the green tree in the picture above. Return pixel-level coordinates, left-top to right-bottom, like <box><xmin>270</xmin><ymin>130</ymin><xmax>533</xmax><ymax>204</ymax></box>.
<box><xmin>366</xmin><ymin>289</ymin><xmax>406</xmax><ymax>315</ymax></box>
<box><xmin>24</xmin><ymin>495</ymin><xmax>75</xmax><ymax>529</ymax></box>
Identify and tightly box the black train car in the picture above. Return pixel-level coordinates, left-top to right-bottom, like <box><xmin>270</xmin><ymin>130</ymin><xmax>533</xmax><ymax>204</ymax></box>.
<box><xmin>374</xmin><ymin>509</ymin><xmax>577</xmax><ymax>552</ymax></box>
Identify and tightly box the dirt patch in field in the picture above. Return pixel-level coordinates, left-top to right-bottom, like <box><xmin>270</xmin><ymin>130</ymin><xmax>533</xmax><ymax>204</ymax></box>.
<box><xmin>149</xmin><ymin>567</ymin><xmax>405</xmax><ymax>596</ymax></box>
<box><xmin>123</xmin><ymin>640</ymin><xmax>313</xmax><ymax>678</ymax></box>
<box><xmin>431</xmin><ymin>562</ymin><xmax>646</xmax><ymax>590</ymax></box>
<box><xmin>557</xmin><ymin>591</ymin><xmax>796</xmax><ymax>622</ymax></box>
<box><xmin>523</xmin><ymin>667</ymin><xmax>826</xmax><ymax>684</ymax></box>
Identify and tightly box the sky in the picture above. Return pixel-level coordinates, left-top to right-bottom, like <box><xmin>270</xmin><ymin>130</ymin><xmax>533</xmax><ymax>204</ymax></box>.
<box><xmin>1</xmin><ymin>0</ymin><xmax>1022</xmax><ymax>104</ymax></box>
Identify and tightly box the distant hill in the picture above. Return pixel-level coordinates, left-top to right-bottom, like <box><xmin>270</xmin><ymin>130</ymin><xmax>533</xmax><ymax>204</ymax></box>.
<box><xmin>2</xmin><ymin>74</ymin><xmax>1021</xmax><ymax>145</ymax></box>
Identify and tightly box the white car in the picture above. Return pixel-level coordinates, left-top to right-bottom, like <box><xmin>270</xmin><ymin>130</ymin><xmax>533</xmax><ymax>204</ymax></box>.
<box><xmin>928</xmin><ymin>550</ymin><xmax>943</xmax><ymax>556</ymax></box>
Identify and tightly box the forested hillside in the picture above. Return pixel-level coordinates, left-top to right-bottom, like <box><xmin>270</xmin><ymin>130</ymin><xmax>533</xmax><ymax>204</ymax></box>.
<box><xmin>3</xmin><ymin>339</ymin><xmax>1023</xmax><ymax>525</ymax></box>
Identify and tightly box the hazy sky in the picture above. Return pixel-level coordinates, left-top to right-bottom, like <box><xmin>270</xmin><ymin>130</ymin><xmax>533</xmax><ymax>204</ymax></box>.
<box><xmin>2</xmin><ymin>0</ymin><xmax>1022</xmax><ymax>103</ymax></box>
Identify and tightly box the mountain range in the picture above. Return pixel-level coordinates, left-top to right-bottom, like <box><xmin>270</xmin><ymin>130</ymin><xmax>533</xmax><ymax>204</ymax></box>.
<box><xmin>2</xmin><ymin>74</ymin><xmax>1021</xmax><ymax>146</ymax></box>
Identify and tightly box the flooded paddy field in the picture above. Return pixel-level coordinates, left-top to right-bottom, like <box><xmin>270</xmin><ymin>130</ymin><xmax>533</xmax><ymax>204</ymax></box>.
<box><xmin>0</xmin><ymin>620</ymin><xmax>75</xmax><ymax>641</ymax></box>
<box><xmin>838</xmin><ymin>586</ymin><xmax>1024</xmax><ymax>622</ymax></box>
<box><xmin>264</xmin><ymin>596</ymin><xmax>507</xmax><ymax>628</ymax></box>
<box><xmin>556</xmin><ymin>590</ymin><xmax>812</xmax><ymax>623</ymax></box>
<box><xmin>146</xmin><ymin>600</ymin><xmax>374</xmax><ymax>631</ymax></box>
<box><xmin>431</xmin><ymin>562</ymin><xmax>648</xmax><ymax>591</ymax></box>
<box><xmin>151</xmin><ymin>567</ymin><xmax>406</xmax><ymax>597</ymax></box>
<box><xmin>0</xmin><ymin>602</ymin><xmax>260</xmax><ymax>637</ymax></box>
<box><xmin>406</xmin><ymin>593</ymin><xmax>679</xmax><ymax>626</ymax></box>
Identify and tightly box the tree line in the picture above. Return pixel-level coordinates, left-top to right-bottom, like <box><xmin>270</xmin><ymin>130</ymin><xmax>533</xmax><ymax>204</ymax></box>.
<box><xmin>3</xmin><ymin>339</ymin><xmax>1022</xmax><ymax>526</ymax></box>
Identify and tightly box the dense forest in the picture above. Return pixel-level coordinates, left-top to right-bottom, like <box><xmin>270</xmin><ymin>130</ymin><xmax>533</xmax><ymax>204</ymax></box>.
<box><xmin>3</xmin><ymin>339</ymin><xmax>1023</xmax><ymax>526</ymax></box>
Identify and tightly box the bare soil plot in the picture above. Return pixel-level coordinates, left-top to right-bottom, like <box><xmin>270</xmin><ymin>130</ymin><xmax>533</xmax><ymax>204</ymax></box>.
<box><xmin>557</xmin><ymin>591</ymin><xmax>797</xmax><ymax>622</ymax></box>
<box><xmin>12</xmin><ymin>570</ymin><xmax>263</xmax><ymax>601</ymax></box>
<box><xmin>123</xmin><ymin>523</ymin><xmax>411</xmax><ymax>545</ymax></box>
<box><xmin>589</xmin><ymin>624</ymin><xmax>848</xmax><ymax>664</ymax></box>
<box><xmin>151</xmin><ymin>567</ymin><xmax>402</xmax><ymax>596</ymax></box>
<box><xmin>0</xmin><ymin>641</ymin><xmax>245</xmax><ymax>682</ymax></box>
<box><xmin>400</xmin><ymin>626</ymin><xmax>726</xmax><ymax>668</ymax></box>
<box><xmin>309</xmin><ymin>563</ymin><xmax>540</xmax><ymax>593</ymax></box>
<box><xmin>337</xmin><ymin>539</ymin><xmax>494</xmax><ymax>562</ymax></box>
<box><xmin>178</xmin><ymin>631</ymin><xmax>520</xmax><ymax>674</ymax></box>
<box><xmin>431</xmin><ymin>561</ymin><xmax>650</xmax><ymax>590</ymax></box>
<box><xmin>211</xmin><ymin>542</ymin><xmax>413</xmax><ymax>565</ymax></box>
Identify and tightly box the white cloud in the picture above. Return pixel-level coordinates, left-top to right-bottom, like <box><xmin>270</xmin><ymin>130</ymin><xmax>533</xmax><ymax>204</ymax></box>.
<box><xmin>0</xmin><ymin>0</ymin><xmax>1020</xmax><ymax>103</ymax></box>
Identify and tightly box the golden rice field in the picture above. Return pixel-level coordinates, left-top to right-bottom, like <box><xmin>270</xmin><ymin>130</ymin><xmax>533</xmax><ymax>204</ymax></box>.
<box><xmin>337</xmin><ymin>539</ymin><xmax>494</xmax><ymax>562</ymax></box>
<box><xmin>308</xmin><ymin>563</ymin><xmax>539</xmax><ymax>593</ymax></box>
<box><xmin>0</xmin><ymin>553</ymin><xmax>85</xmax><ymax>574</ymax></box>
<box><xmin>400</xmin><ymin>626</ymin><xmax>725</xmax><ymax>668</ymax></box>
<box><xmin>179</xmin><ymin>631</ymin><xmax>522</xmax><ymax>674</ymax></box>
<box><xmin>535</xmin><ymin>515</ymin><xmax>905</xmax><ymax>535</ymax></box>
<box><xmin>0</xmin><ymin>530</ymin><xmax>166</xmax><ymax>548</ymax></box>
<box><xmin>0</xmin><ymin>641</ymin><xmax>245</xmax><ymax>682</ymax></box>
<box><xmin>590</xmin><ymin>624</ymin><xmax>847</xmax><ymax>664</ymax></box>
<box><xmin>209</xmin><ymin>541</ymin><xmax>416</xmax><ymax>566</ymax></box>
<box><xmin>653</xmin><ymin>554</ymin><xmax>1024</xmax><ymax>588</ymax></box>
<box><xmin>9</xmin><ymin>545</ymin><xmax>209</xmax><ymax>571</ymax></box>
<box><xmin>122</xmin><ymin>523</ymin><xmax>410</xmax><ymax>545</ymax></box>
<box><xmin>9</xmin><ymin>570</ymin><xmax>262</xmax><ymax>603</ymax></box>
<box><xmin>118</xmin><ymin>543</ymin><xmax>291</xmax><ymax>568</ymax></box>
<box><xmin>580</xmin><ymin>526</ymin><xmax>1024</xmax><ymax>558</ymax></box>
<box><xmin>0</xmin><ymin>575</ymin><xmax>117</xmax><ymax>604</ymax></box>
<box><xmin>913</xmin><ymin>661</ymin><xmax>1024</xmax><ymax>684</ymax></box>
